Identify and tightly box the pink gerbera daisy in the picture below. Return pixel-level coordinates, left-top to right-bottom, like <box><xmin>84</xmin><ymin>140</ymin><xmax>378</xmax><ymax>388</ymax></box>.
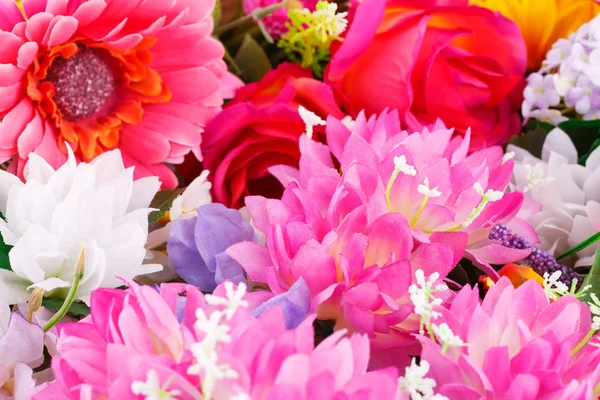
<box><xmin>0</xmin><ymin>0</ymin><xmax>238</xmax><ymax>187</ymax></box>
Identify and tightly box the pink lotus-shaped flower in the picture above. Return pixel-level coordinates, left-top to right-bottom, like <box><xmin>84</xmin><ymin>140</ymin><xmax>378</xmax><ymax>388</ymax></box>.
<box><xmin>228</xmin><ymin>166</ymin><xmax>467</xmax><ymax>369</ymax></box>
<box><xmin>272</xmin><ymin>110</ymin><xmax>537</xmax><ymax>279</ymax></box>
<box><xmin>420</xmin><ymin>278</ymin><xmax>600</xmax><ymax>399</ymax></box>
<box><xmin>34</xmin><ymin>280</ymin><xmax>397</xmax><ymax>399</ymax></box>
<box><xmin>0</xmin><ymin>0</ymin><xmax>239</xmax><ymax>188</ymax></box>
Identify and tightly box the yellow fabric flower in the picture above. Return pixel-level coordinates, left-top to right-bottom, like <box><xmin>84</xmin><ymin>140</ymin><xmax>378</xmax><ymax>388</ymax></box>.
<box><xmin>471</xmin><ymin>0</ymin><xmax>600</xmax><ymax>71</ymax></box>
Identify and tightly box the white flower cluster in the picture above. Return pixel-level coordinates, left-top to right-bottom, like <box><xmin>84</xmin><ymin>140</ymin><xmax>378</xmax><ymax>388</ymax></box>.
<box><xmin>397</xmin><ymin>359</ymin><xmax>448</xmax><ymax>400</ymax></box>
<box><xmin>588</xmin><ymin>293</ymin><xmax>600</xmax><ymax>331</ymax></box>
<box><xmin>523</xmin><ymin>14</ymin><xmax>600</xmax><ymax>124</ymax></box>
<box><xmin>188</xmin><ymin>282</ymin><xmax>249</xmax><ymax>399</ymax></box>
<box><xmin>508</xmin><ymin>128</ymin><xmax>600</xmax><ymax>268</ymax></box>
<box><xmin>409</xmin><ymin>270</ymin><xmax>447</xmax><ymax>335</ymax></box>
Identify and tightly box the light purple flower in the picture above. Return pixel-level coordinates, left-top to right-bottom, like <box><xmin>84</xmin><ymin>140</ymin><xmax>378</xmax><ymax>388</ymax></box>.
<box><xmin>0</xmin><ymin>304</ymin><xmax>44</xmax><ymax>398</ymax></box>
<box><xmin>167</xmin><ymin>203</ymin><xmax>255</xmax><ymax>291</ymax></box>
<box><xmin>252</xmin><ymin>278</ymin><xmax>311</xmax><ymax>329</ymax></box>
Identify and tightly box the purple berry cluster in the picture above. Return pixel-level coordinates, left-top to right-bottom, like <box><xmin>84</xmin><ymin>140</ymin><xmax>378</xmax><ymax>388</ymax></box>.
<box><xmin>489</xmin><ymin>224</ymin><xmax>581</xmax><ymax>287</ymax></box>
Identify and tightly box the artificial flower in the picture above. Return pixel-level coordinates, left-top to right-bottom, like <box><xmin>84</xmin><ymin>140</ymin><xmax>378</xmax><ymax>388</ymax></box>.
<box><xmin>146</xmin><ymin>170</ymin><xmax>213</xmax><ymax>250</ymax></box>
<box><xmin>273</xmin><ymin>110</ymin><xmax>536</xmax><ymax>278</ymax></box>
<box><xmin>524</xmin><ymin>14</ymin><xmax>600</xmax><ymax>123</ymax></box>
<box><xmin>420</xmin><ymin>277</ymin><xmax>600</xmax><ymax>399</ymax></box>
<box><xmin>497</xmin><ymin>263</ymin><xmax>545</xmax><ymax>288</ymax></box>
<box><xmin>278</xmin><ymin>1</ymin><xmax>348</xmax><ymax>75</ymax></box>
<box><xmin>242</xmin><ymin>0</ymin><xmax>318</xmax><ymax>39</ymax></box>
<box><xmin>488</xmin><ymin>224</ymin><xmax>582</xmax><ymax>287</ymax></box>
<box><xmin>228</xmin><ymin>114</ymin><xmax>476</xmax><ymax>369</ymax></box>
<box><xmin>471</xmin><ymin>0</ymin><xmax>600</xmax><ymax>71</ymax></box>
<box><xmin>34</xmin><ymin>280</ymin><xmax>398</xmax><ymax>399</ymax></box>
<box><xmin>508</xmin><ymin>128</ymin><xmax>600</xmax><ymax>269</ymax></box>
<box><xmin>0</xmin><ymin>0</ymin><xmax>240</xmax><ymax>188</ymax></box>
<box><xmin>202</xmin><ymin>63</ymin><xmax>344</xmax><ymax>208</ymax></box>
<box><xmin>0</xmin><ymin>147</ymin><xmax>161</xmax><ymax>305</ymax></box>
<box><xmin>0</xmin><ymin>302</ymin><xmax>44</xmax><ymax>399</ymax></box>
<box><xmin>140</xmin><ymin>171</ymin><xmax>213</xmax><ymax>284</ymax></box>
<box><xmin>326</xmin><ymin>0</ymin><xmax>527</xmax><ymax>150</ymax></box>
<box><xmin>167</xmin><ymin>203</ymin><xmax>256</xmax><ymax>291</ymax></box>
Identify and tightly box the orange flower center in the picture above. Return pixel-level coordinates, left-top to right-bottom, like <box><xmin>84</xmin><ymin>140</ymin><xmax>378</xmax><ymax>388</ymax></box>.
<box><xmin>26</xmin><ymin>38</ymin><xmax>171</xmax><ymax>161</ymax></box>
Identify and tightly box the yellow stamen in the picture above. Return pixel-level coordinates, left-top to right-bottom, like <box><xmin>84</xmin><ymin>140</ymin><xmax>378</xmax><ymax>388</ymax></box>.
<box><xmin>410</xmin><ymin>195</ymin><xmax>429</xmax><ymax>228</ymax></box>
<box><xmin>385</xmin><ymin>169</ymin><xmax>400</xmax><ymax>212</ymax></box>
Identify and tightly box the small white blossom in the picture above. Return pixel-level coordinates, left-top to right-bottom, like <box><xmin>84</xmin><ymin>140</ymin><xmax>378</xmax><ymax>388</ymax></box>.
<box><xmin>462</xmin><ymin>183</ymin><xmax>504</xmax><ymax>228</ymax></box>
<box><xmin>205</xmin><ymin>282</ymin><xmax>249</xmax><ymax>320</ymax></box>
<box><xmin>524</xmin><ymin>165</ymin><xmax>554</xmax><ymax>192</ymax></box>
<box><xmin>523</xmin><ymin>73</ymin><xmax>560</xmax><ymax>110</ymax></box>
<box><xmin>543</xmin><ymin>38</ymin><xmax>574</xmax><ymax>70</ymax></box>
<box><xmin>417</xmin><ymin>178</ymin><xmax>442</xmax><ymax>198</ymax></box>
<box><xmin>194</xmin><ymin>309</ymin><xmax>231</xmax><ymax>347</ymax></box>
<box><xmin>394</xmin><ymin>155</ymin><xmax>417</xmax><ymax>177</ymax></box>
<box><xmin>397</xmin><ymin>359</ymin><xmax>448</xmax><ymax>400</ymax></box>
<box><xmin>409</xmin><ymin>270</ymin><xmax>447</xmax><ymax>334</ymax></box>
<box><xmin>298</xmin><ymin>106</ymin><xmax>326</xmax><ymax>139</ymax></box>
<box><xmin>588</xmin><ymin>293</ymin><xmax>600</xmax><ymax>331</ymax></box>
<box><xmin>543</xmin><ymin>271</ymin><xmax>570</xmax><ymax>301</ymax></box>
<box><xmin>131</xmin><ymin>370</ymin><xmax>181</xmax><ymax>400</ymax></box>
<box><xmin>188</xmin><ymin>342</ymin><xmax>238</xmax><ymax>398</ymax></box>
<box><xmin>313</xmin><ymin>3</ymin><xmax>348</xmax><ymax>37</ymax></box>
<box><xmin>188</xmin><ymin>307</ymin><xmax>239</xmax><ymax>399</ymax></box>
<box><xmin>431</xmin><ymin>323</ymin><xmax>464</xmax><ymax>354</ymax></box>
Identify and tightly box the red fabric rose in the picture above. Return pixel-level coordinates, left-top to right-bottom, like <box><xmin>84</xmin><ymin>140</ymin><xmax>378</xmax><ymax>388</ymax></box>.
<box><xmin>201</xmin><ymin>63</ymin><xmax>344</xmax><ymax>208</ymax></box>
<box><xmin>326</xmin><ymin>0</ymin><xmax>527</xmax><ymax>150</ymax></box>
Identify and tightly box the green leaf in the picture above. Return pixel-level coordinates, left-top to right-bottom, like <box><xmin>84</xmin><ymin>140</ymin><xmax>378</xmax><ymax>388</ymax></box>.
<box><xmin>42</xmin><ymin>298</ymin><xmax>90</xmax><ymax>316</ymax></box>
<box><xmin>0</xmin><ymin>232</ymin><xmax>12</xmax><ymax>271</ymax></box>
<box><xmin>558</xmin><ymin>119</ymin><xmax>600</xmax><ymax>159</ymax></box>
<box><xmin>579</xmin><ymin>138</ymin><xmax>600</xmax><ymax>166</ymax></box>
<box><xmin>234</xmin><ymin>34</ymin><xmax>272</xmax><ymax>82</ymax></box>
<box><xmin>557</xmin><ymin>230</ymin><xmax>600</xmax><ymax>261</ymax></box>
<box><xmin>212</xmin><ymin>0</ymin><xmax>222</xmax><ymax>26</ymax></box>
<box><xmin>148</xmin><ymin>188</ymin><xmax>185</xmax><ymax>224</ymax></box>
<box><xmin>508</xmin><ymin>119</ymin><xmax>553</xmax><ymax>157</ymax></box>
<box><xmin>577</xmin><ymin>247</ymin><xmax>600</xmax><ymax>303</ymax></box>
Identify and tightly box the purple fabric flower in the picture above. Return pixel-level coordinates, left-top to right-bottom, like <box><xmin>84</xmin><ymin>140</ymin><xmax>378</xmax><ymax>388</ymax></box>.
<box><xmin>252</xmin><ymin>278</ymin><xmax>311</xmax><ymax>329</ymax></box>
<box><xmin>167</xmin><ymin>203</ymin><xmax>255</xmax><ymax>291</ymax></box>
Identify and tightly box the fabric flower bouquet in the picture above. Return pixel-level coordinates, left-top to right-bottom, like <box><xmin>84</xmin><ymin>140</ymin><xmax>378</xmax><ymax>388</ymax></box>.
<box><xmin>3</xmin><ymin>0</ymin><xmax>600</xmax><ymax>399</ymax></box>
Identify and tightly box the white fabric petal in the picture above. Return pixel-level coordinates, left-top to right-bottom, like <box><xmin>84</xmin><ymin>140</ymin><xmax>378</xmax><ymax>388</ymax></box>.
<box><xmin>0</xmin><ymin>270</ymin><xmax>30</xmax><ymax>304</ymax></box>
<box><xmin>27</xmin><ymin>277</ymin><xmax>71</xmax><ymax>292</ymax></box>
<box><xmin>542</xmin><ymin>128</ymin><xmax>578</xmax><ymax>163</ymax></box>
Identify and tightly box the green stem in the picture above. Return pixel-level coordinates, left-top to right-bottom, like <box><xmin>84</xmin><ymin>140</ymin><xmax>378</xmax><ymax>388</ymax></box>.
<box><xmin>42</xmin><ymin>246</ymin><xmax>85</xmax><ymax>332</ymax></box>
<box><xmin>223</xmin><ymin>48</ymin><xmax>242</xmax><ymax>77</ymax></box>
<box><xmin>571</xmin><ymin>329</ymin><xmax>595</xmax><ymax>356</ymax></box>
<box><xmin>556</xmin><ymin>230</ymin><xmax>600</xmax><ymax>260</ymax></box>
<box><xmin>441</xmin><ymin>343</ymin><xmax>449</xmax><ymax>355</ymax></box>
<box><xmin>213</xmin><ymin>1</ymin><xmax>286</xmax><ymax>36</ymax></box>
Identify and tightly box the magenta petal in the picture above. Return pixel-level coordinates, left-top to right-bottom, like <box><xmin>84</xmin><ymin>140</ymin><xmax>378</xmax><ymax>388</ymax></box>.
<box><xmin>0</xmin><ymin>0</ymin><xmax>25</xmax><ymax>31</ymax></box>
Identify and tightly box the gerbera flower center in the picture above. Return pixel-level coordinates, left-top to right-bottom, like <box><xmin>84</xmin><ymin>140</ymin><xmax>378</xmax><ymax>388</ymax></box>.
<box><xmin>27</xmin><ymin>38</ymin><xmax>171</xmax><ymax>161</ymax></box>
<box><xmin>44</xmin><ymin>46</ymin><xmax>115</xmax><ymax>122</ymax></box>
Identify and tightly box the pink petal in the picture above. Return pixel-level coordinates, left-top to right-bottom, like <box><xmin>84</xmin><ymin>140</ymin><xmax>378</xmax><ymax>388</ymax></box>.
<box><xmin>226</xmin><ymin>241</ymin><xmax>273</xmax><ymax>283</ymax></box>
<box><xmin>0</xmin><ymin>0</ymin><xmax>24</xmax><ymax>31</ymax></box>
<box><xmin>46</xmin><ymin>15</ymin><xmax>78</xmax><ymax>47</ymax></box>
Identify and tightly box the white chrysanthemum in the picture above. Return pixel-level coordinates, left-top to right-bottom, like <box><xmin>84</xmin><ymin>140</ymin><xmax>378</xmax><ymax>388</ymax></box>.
<box><xmin>0</xmin><ymin>147</ymin><xmax>161</xmax><ymax>305</ymax></box>
<box><xmin>508</xmin><ymin>128</ymin><xmax>600</xmax><ymax>268</ymax></box>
